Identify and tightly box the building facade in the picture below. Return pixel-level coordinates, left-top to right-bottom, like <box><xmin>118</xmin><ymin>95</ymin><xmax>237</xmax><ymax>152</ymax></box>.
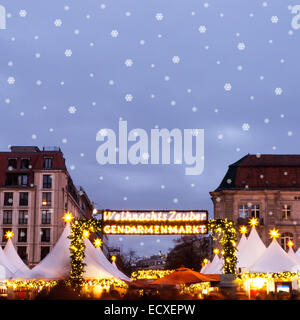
<box><xmin>0</xmin><ymin>146</ymin><xmax>94</xmax><ymax>267</ymax></box>
<box><xmin>210</xmin><ymin>154</ymin><xmax>300</xmax><ymax>251</ymax></box>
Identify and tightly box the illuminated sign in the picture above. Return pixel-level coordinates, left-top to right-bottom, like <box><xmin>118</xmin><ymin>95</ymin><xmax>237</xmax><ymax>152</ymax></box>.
<box><xmin>101</xmin><ymin>210</ymin><xmax>208</xmax><ymax>235</ymax></box>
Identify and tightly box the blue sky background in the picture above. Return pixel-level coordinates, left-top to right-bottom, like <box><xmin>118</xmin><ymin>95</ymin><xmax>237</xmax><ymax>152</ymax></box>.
<box><xmin>0</xmin><ymin>0</ymin><xmax>299</xmax><ymax>257</ymax></box>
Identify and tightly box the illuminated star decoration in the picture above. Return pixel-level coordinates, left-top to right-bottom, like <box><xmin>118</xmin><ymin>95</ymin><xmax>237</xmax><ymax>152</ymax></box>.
<box><xmin>5</xmin><ymin>230</ymin><xmax>14</xmax><ymax>239</ymax></box>
<box><xmin>239</xmin><ymin>225</ymin><xmax>248</xmax><ymax>234</ymax></box>
<box><xmin>249</xmin><ymin>217</ymin><xmax>259</xmax><ymax>228</ymax></box>
<box><xmin>63</xmin><ymin>211</ymin><xmax>74</xmax><ymax>223</ymax></box>
<box><xmin>94</xmin><ymin>238</ymin><xmax>103</xmax><ymax>247</ymax></box>
<box><xmin>111</xmin><ymin>255</ymin><xmax>117</xmax><ymax>262</ymax></box>
<box><xmin>287</xmin><ymin>240</ymin><xmax>294</xmax><ymax>248</ymax></box>
<box><xmin>269</xmin><ymin>228</ymin><xmax>280</xmax><ymax>239</ymax></box>
<box><xmin>213</xmin><ymin>248</ymin><xmax>219</xmax><ymax>255</ymax></box>
<box><xmin>203</xmin><ymin>258</ymin><xmax>209</xmax><ymax>264</ymax></box>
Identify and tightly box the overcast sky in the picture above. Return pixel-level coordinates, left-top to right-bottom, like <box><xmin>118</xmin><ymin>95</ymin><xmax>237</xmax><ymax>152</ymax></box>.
<box><xmin>0</xmin><ymin>0</ymin><xmax>299</xmax><ymax>257</ymax></box>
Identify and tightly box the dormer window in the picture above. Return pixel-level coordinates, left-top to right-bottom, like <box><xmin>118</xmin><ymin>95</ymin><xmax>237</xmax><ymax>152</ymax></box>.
<box><xmin>43</xmin><ymin>157</ymin><xmax>53</xmax><ymax>169</ymax></box>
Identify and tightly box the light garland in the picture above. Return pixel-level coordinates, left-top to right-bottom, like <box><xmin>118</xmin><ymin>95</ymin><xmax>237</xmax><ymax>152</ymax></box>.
<box><xmin>5</xmin><ymin>280</ymin><xmax>57</xmax><ymax>289</ymax></box>
<box><xmin>237</xmin><ymin>272</ymin><xmax>300</xmax><ymax>281</ymax></box>
<box><xmin>131</xmin><ymin>269</ymin><xmax>174</xmax><ymax>280</ymax></box>
<box><xmin>207</xmin><ymin>219</ymin><xmax>237</xmax><ymax>274</ymax></box>
<box><xmin>67</xmin><ymin>218</ymin><xmax>102</xmax><ymax>289</ymax></box>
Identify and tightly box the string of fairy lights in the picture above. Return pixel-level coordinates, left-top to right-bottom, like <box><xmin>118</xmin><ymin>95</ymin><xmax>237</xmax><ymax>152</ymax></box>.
<box><xmin>3</xmin><ymin>214</ymin><xmax>300</xmax><ymax>292</ymax></box>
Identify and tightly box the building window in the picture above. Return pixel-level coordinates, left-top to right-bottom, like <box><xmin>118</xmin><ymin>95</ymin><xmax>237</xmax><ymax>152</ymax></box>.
<box><xmin>43</xmin><ymin>175</ymin><xmax>52</xmax><ymax>189</ymax></box>
<box><xmin>3</xmin><ymin>210</ymin><xmax>12</xmax><ymax>224</ymax></box>
<box><xmin>19</xmin><ymin>192</ymin><xmax>29</xmax><ymax>206</ymax></box>
<box><xmin>40</xmin><ymin>246</ymin><xmax>50</xmax><ymax>260</ymax></box>
<box><xmin>43</xmin><ymin>158</ymin><xmax>53</xmax><ymax>169</ymax></box>
<box><xmin>17</xmin><ymin>246</ymin><xmax>27</xmax><ymax>262</ymax></box>
<box><xmin>4</xmin><ymin>192</ymin><xmax>13</xmax><ymax>206</ymax></box>
<box><xmin>282</xmin><ymin>205</ymin><xmax>291</xmax><ymax>220</ymax></box>
<box><xmin>41</xmin><ymin>210</ymin><xmax>51</xmax><ymax>224</ymax></box>
<box><xmin>18</xmin><ymin>228</ymin><xmax>27</xmax><ymax>242</ymax></box>
<box><xmin>2</xmin><ymin>228</ymin><xmax>12</xmax><ymax>242</ymax></box>
<box><xmin>41</xmin><ymin>228</ymin><xmax>50</xmax><ymax>242</ymax></box>
<box><xmin>280</xmin><ymin>232</ymin><xmax>294</xmax><ymax>251</ymax></box>
<box><xmin>8</xmin><ymin>158</ymin><xmax>17</xmax><ymax>170</ymax></box>
<box><xmin>239</xmin><ymin>205</ymin><xmax>248</xmax><ymax>219</ymax></box>
<box><xmin>18</xmin><ymin>174</ymin><xmax>28</xmax><ymax>186</ymax></box>
<box><xmin>18</xmin><ymin>210</ymin><xmax>28</xmax><ymax>225</ymax></box>
<box><xmin>251</xmin><ymin>205</ymin><xmax>260</xmax><ymax>218</ymax></box>
<box><xmin>20</xmin><ymin>159</ymin><xmax>30</xmax><ymax>170</ymax></box>
<box><xmin>42</xmin><ymin>192</ymin><xmax>51</xmax><ymax>206</ymax></box>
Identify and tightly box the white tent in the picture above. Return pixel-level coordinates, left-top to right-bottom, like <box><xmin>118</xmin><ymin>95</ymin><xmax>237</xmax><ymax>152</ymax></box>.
<box><xmin>237</xmin><ymin>233</ymin><xmax>247</xmax><ymax>251</ymax></box>
<box><xmin>0</xmin><ymin>245</ymin><xmax>17</xmax><ymax>279</ymax></box>
<box><xmin>203</xmin><ymin>254</ymin><xmax>223</xmax><ymax>274</ymax></box>
<box><xmin>237</xmin><ymin>227</ymin><xmax>266</xmax><ymax>269</ymax></box>
<box><xmin>296</xmin><ymin>247</ymin><xmax>300</xmax><ymax>262</ymax></box>
<box><xmin>288</xmin><ymin>247</ymin><xmax>299</xmax><ymax>263</ymax></box>
<box><xmin>94</xmin><ymin>246</ymin><xmax>131</xmax><ymax>281</ymax></box>
<box><xmin>249</xmin><ymin>238</ymin><xmax>300</xmax><ymax>273</ymax></box>
<box><xmin>200</xmin><ymin>261</ymin><xmax>210</xmax><ymax>273</ymax></box>
<box><xmin>4</xmin><ymin>238</ymin><xmax>31</xmax><ymax>279</ymax></box>
<box><xmin>30</xmin><ymin>223</ymin><xmax>118</xmax><ymax>280</ymax></box>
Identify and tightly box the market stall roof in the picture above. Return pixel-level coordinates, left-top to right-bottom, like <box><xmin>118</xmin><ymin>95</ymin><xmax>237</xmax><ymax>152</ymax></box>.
<box><xmin>237</xmin><ymin>227</ymin><xmax>266</xmax><ymax>269</ymax></box>
<box><xmin>249</xmin><ymin>238</ymin><xmax>300</xmax><ymax>273</ymax></box>
<box><xmin>200</xmin><ymin>261</ymin><xmax>210</xmax><ymax>273</ymax></box>
<box><xmin>30</xmin><ymin>223</ymin><xmax>118</xmax><ymax>280</ymax></box>
<box><xmin>151</xmin><ymin>268</ymin><xmax>220</xmax><ymax>285</ymax></box>
<box><xmin>203</xmin><ymin>254</ymin><xmax>223</xmax><ymax>274</ymax></box>
<box><xmin>288</xmin><ymin>247</ymin><xmax>299</xmax><ymax>263</ymax></box>
<box><xmin>237</xmin><ymin>233</ymin><xmax>247</xmax><ymax>251</ymax></box>
<box><xmin>296</xmin><ymin>247</ymin><xmax>300</xmax><ymax>262</ymax></box>
<box><xmin>0</xmin><ymin>246</ymin><xmax>16</xmax><ymax>279</ymax></box>
<box><xmin>4</xmin><ymin>238</ymin><xmax>31</xmax><ymax>279</ymax></box>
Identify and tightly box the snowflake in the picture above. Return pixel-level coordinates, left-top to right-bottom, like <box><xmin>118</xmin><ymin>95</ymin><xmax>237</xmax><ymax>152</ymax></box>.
<box><xmin>198</xmin><ymin>25</ymin><xmax>207</xmax><ymax>33</ymax></box>
<box><xmin>242</xmin><ymin>123</ymin><xmax>250</xmax><ymax>131</ymax></box>
<box><xmin>161</xmin><ymin>185</ymin><xmax>165</xmax><ymax>189</ymax></box>
<box><xmin>125</xmin><ymin>94</ymin><xmax>133</xmax><ymax>102</ymax></box>
<box><xmin>237</xmin><ymin>42</ymin><xmax>246</xmax><ymax>50</ymax></box>
<box><xmin>237</xmin><ymin>65</ymin><xmax>243</xmax><ymax>71</ymax></box>
<box><xmin>288</xmin><ymin>131</ymin><xmax>293</xmax><ymax>136</ymax></box>
<box><xmin>111</xmin><ymin>30</ymin><xmax>119</xmax><ymax>37</ymax></box>
<box><xmin>125</xmin><ymin>59</ymin><xmax>133</xmax><ymax>67</ymax></box>
<box><xmin>264</xmin><ymin>118</ymin><xmax>270</xmax><ymax>124</ymax></box>
<box><xmin>8</xmin><ymin>61</ymin><xmax>13</xmax><ymax>67</ymax></box>
<box><xmin>35</xmin><ymin>53</ymin><xmax>41</xmax><ymax>58</ymax></box>
<box><xmin>125</xmin><ymin>12</ymin><xmax>131</xmax><ymax>17</ymax></box>
<box><xmin>172</xmin><ymin>56</ymin><xmax>180</xmax><ymax>64</ymax></box>
<box><xmin>155</xmin><ymin>13</ymin><xmax>164</xmax><ymax>21</ymax></box>
<box><xmin>217</xmin><ymin>134</ymin><xmax>223</xmax><ymax>140</ymax></box>
<box><xmin>31</xmin><ymin>134</ymin><xmax>37</xmax><ymax>140</ymax></box>
<box><xmin>108</xmin><ymin>80</ymin><xmax>114</xmax><ymax>86</ymax></box>
<box><xmin>274</xmin><ymin>87</ymin><xmax>283</xmax><ymax>95</ymax></box>
<box><xmin>224</xmin><ymin>83</ymin><xmax>232</xmax><ymax>91</ymax></box>
<box><xmin>74</xmin><ymin>29</ymin><xmax>80</xmax><ymax>35</ymax></box>
<box><xmin>7</xmin><ymin>77</ymin><xmax>15</xmax><ymax>85</ymax></box>
<box><xmin>64</xmin><ymin>5</ymin><xmax>70</xmax><ymax>11</ymax></box>
<box><xmin>99</xmin><ymin>176</ymin><xmax>104</xmax><ymax>180</ymax></box>
<box><xmin>173</xmin><ymin>198</ymin><xmax>179</xmax><ymax>204</ymax></box>
<box><xmin>65</xmin><ymin>49</ymin><xmax>72</xmax><ymax>57</ymax></box>
<box><xmin>164</xmin><ymin>75</ymin><xmax>170</xmax><ymax>81</ymax></box>
<box><xmin>36</xmin><ymin>80</ymin><xmax>42</xmax><ymax>86</ymax></box>
<box><xmin>54</xmin><ymin>19</ymin><xmax>62</xmax><ymax>27</ymax></box>
<box><xmin>142</xmin><ymin>152</ymin><xmax>149</xmax><ymax>160</ymax></box>
<box><xmin>68</xmin><ymin>106</ymin><xmax>77</xmax><ymax>114</ymax></box>
<box><xmin>123</xmin><ymin>196</ymin><xmax>128</xmax><ymax>201</ymax></box>
<box><xmin>262</xmin><ymin>2</ymin><xmax>268</xmax><ymax>7</ymax></box>
<box><xmin>100</xmin><ymin>4</ymin><xmax>106</xmax><ymax>9</ymax></box>
<box><xmin>139</xmin><ymin>40</ymin><xmax>145</xmax><ymax>45</ymax></box>
<box><xmin>271</xmin><ymin>16</ymin><xmax>278</xmax><ymax>23</ymax></box>
<box><xmin>192</xmin><ymin>106</ymin><xmax>197</xmax><ymax>112</ymax></box>
<box><xmin>170</xmin><ymin>100</ymin><xmax>176</xmax><ymax>106</ymax></box>
<box><xmin>204</xmin><ymin>2</ymin><xmax>209</xmax><ymax>8</ymax></box>
<box><xmin>62</xmin><ymin>138</ymin><xmax>68</xmax><ymax>144</ymax></box>
<box><xmin>19</xmin><ymin>10</ymin><xmax>27</xmax><ymax>17</ymax></box>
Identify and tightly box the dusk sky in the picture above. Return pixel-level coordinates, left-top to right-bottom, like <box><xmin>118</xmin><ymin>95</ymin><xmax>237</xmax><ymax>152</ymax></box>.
<box><xmin>0</xmin><ymin>1</ymin><xmax>300</xmax><ymax>257</ymax></box>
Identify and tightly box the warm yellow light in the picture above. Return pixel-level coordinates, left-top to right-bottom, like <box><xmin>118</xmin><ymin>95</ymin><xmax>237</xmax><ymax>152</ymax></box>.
<box><xmin>5</xmin><ymin>231</ymin><xmax>13</xmax><ymax>239</ymax></box>
<box><xmin>251</xmin><ymin>278</ymin><xmax>266</xmax><ymax>289</ymax></box>
<box><xmin>83</xmin><ymin>230</ymin><xmax>90</xmax><ymax>238</ymax></box>
<box><xmin>42</xmin><ymin>201</ymin><xmax>47</xmax><ymax>206</ymax></box>
<box><xmin>111</xmin><ymin>255</ymin><xmax>117</xmax><ymax>262</ymax></box>
<box><xmin>94</xmin><ymin>238</ymin><xmax>103</xmax><ymax>247</ymax></box>
<box><xmin>240</xmin><ymin>225</ymin><xmax>248</xmax><ymax>234</ymax></box>
<box><xmin>63</xmin><ymin>212</ymin><xmax>74</xmax><ymax>223</ymax></box>
<box><xmin>203</xmin><ymin>258</ymin><xmax>209</xmax><ymax>264</ymax></box>
<box><xmin>287</xmin><ymin>240</ymin><xmax>294</xmax><ymax>248</ymax></box>
<box><xmin>249</xmin><ymin>218</ymin><xmax>259</xmax><ymax>227</ymax></box>
<box><xmin>269</xmin><ymin>228</ymin><xmax>280</xmax><ymax>239</ymax></box>
<box><xmin>213</xmin><ymin>248</ymin><xmax>219</xmax><ymax>255</ymax></box>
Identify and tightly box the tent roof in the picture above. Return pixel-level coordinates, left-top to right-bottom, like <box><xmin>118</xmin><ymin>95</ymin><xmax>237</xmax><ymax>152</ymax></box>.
<box><xmin>30</xmin><ymin>223</ymin><xmax>118</xmax><ymax>280</ymax></box>
<box><xmin>249</xmin><ymin>239</ymin><xmax>300</xmax><ymax>273</ymax></box>
<box><xmin>0</xmin><ymin>246</ymin><xmax>16</xmax><ymax>279</ymax></box>
<box><xmin>4</xmin><ymin>239</ymin><xmax>31</xmax><ymax>279</ymax></box>
<box><xmin>203</xmin><ymin>254</ymin><xmax>222</xmax><ymax>274</ymax></box>
<box><xmin>237</xmin><ymin>227</ymin><xmax>266</xmax><ymax>268</ymax></box>
<box><xmin>237</xmin><ymin>234</ymin><xmax>247</xmax><ymax>251</ymax></box>
<box><xmin>288</xmin><ymin>247</ymin><xmax>299</xmax><ymax>263</ymax></box>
